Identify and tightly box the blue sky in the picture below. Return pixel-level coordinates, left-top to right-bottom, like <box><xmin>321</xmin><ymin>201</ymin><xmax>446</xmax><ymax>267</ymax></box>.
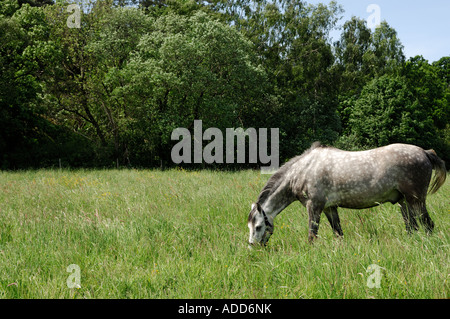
<box><xmin>308</xmin><ymin>0</ymin><xmax>450</xmax><ymax>62</ymax></box>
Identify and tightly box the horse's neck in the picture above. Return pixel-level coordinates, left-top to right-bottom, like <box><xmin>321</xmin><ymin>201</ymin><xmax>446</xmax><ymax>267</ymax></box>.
<box><xmin>261</xmin><ymin>181</ymin><xmax>294</xmax><ymax>218</ymax></box>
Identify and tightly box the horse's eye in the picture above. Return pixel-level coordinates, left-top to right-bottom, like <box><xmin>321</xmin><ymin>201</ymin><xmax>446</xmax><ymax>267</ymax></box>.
<box><xmin>255</xmin><ymin>226</ymin><xmax>262</xmax><ymax>232</ymax></box>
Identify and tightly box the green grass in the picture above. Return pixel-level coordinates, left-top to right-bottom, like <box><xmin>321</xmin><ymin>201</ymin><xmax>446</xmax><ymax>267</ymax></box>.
<box><xmin>0</xmin><ymin>168</ymin><xmax>448</xmax><ymax>298</ymax></box>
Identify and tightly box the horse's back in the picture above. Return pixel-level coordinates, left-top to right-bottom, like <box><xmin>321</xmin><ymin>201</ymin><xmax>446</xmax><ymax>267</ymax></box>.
<box><xmin>324</xmin><ymin>143</ymin><xmax>431</xmax><ymax>174</ymax></box>
<box><xmin>301</xmin><ymin>143</ymin><xmax>433</xmax><ymax>209</ymax></box>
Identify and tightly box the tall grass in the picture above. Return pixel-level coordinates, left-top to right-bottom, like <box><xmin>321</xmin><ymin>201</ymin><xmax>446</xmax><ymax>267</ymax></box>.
<box><xmin>0</xmin><ymin>169</ymin><xmax>448</xmax><ymax>298</ymax></box>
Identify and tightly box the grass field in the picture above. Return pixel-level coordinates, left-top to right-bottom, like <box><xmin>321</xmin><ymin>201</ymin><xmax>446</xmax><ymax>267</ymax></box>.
<box><xmin>0</xmin><ymin>168</ymin><xmax>448</xmax><ymax>299</ymax></box>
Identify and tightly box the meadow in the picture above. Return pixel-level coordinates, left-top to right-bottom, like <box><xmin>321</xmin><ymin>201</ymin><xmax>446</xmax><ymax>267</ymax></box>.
<box><xmin>0</xmin><ymin>168</ymin><xmax>448</xmax><ymax>299</ymax></box>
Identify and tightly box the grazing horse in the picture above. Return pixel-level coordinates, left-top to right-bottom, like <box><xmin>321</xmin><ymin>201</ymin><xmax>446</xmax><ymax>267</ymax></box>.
<box><xmin>247</xmin><ymin>142</ymin><xmax>446</xmax><ymax>246</ymax></box>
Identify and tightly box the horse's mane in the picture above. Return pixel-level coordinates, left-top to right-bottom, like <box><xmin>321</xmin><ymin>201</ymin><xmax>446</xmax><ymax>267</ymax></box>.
<box><xmin>256</xmin><ymin>141</ymin><xmax>326</xmax><ymax>205</ymax></box>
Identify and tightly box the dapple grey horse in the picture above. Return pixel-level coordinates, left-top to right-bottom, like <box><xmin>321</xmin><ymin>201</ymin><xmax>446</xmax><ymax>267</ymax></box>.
<box><xmin>248</xmin><ymin>142</ymin><xmax>446</xmax><ymax>246</ymax></box>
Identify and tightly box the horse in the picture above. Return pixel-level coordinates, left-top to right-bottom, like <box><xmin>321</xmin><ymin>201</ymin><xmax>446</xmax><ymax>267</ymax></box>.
<box><xmin>247</xmin><ymin>142</ymin><xmax>446</xmax><ymax>246</ymax></box>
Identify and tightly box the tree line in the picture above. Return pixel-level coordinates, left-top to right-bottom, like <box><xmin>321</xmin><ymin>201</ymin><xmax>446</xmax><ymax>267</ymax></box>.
<box><xmin>1</xmin><ymin>0</ymin><xmax>449</xmax><ymax>169</ymax></box>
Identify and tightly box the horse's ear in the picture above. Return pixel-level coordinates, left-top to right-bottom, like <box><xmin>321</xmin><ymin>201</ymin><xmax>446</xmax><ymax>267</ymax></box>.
<box><xmin>251</xmin><ymin>203</ymin><xmax>256</xmax><ymax>210</ymax></box>
<box><xmin>255</xmin><ymin>202</ymin><xmax>262</xmax><ymax>212</ymax></box>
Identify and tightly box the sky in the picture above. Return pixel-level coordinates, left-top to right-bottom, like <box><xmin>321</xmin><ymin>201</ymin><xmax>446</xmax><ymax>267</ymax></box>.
<box><xmin>308</xmin><ymin>0</ymin><xmax>450</xmax><ymax>63</ymax></box>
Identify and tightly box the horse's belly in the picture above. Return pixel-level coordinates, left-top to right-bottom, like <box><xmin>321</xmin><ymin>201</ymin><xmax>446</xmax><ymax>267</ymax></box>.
<box><xmin>324</xmin><ymin>186</ymin><xmax>402</xmax><ymax>209</ymax></box>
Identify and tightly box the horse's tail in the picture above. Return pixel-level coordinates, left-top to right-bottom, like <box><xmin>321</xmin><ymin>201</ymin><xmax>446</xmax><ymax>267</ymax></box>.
<box><xmin>424</xmin><ymin>149</ymin><xmax>446</xmax><ymax>194</ymax></box>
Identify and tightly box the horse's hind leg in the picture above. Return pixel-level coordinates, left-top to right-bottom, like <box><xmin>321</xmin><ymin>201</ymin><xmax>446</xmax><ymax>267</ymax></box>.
<box><xmin>399</xmin><ymin>198</ymin><xmax>419</xmax><ymax>234</ymax></box>
<box><xmin>400</xmin><ymin>196</ymin><xmax>434</xmax><ymax>234</ymax></box>
<box><xmin>417</xmin><ymin>201</ymin><xmax>434</xmax><ymax>234</ymax></box>
<box><xmin>398</xmin><ymin>167</ymin><xmax>435</xmax><ymax>234</ymax></box>
<box><xmin>324</xmin><ymin>207</ymin><xmax>343</xmax><ymax>237</ymax></box>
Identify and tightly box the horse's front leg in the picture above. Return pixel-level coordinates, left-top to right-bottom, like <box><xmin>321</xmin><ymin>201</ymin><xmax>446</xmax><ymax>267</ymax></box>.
<box><xmin>306</xmin><ymin>200</ymin><xmax>324</xmax><ymax>243</ymax></box>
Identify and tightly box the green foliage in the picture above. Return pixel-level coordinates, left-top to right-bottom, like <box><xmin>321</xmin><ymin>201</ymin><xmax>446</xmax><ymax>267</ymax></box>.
<box><xmin>433</xmin><ymin>56</ymin><xmax>450</xmax><ymax>85</ymax></box>
<box><xmin>222</xmin><ymin>0</ymin><xmax>345</xmax><ymax>156</ymax></box>
<box><xmin>0</xmin><ymin>0</ymin><xmax>448</xmax><ymax>168</ymax></box>
<box><xmin>371</xmin><ymin>21</ymin><xmax>405</xmax><ymax>75</ymax></box>
<box><xmin>113</xmin><ymin>11</ymin><xmax>270</xmax><ymax>165</ymax></box>
<box><xmin>0</xmin><ymin>3</ymin><xmax>49</xmax><ymax>168</ymax></box>
<box><xmin>0</xmin><ymin>0</ymin><xmax>20</xmax><ymax>16</ymax></box>
<box><xmin>334</xmin><ymin>18</ymin><xmax>405</xmax><ymax>134</ymax></box>
<box><xmin>334</xmin><ymin>17</ymin><xmax>373</xmax><ymax>95</ymax></box>
<box><xmin>348</xmin><ymin>75</ymin><xmax>427</xmax><ymax>147</ymax></box>
<box><xmin>402</xmin><ymin>56</ymin><xmax>449</xmax><ymax>129</ymax></box>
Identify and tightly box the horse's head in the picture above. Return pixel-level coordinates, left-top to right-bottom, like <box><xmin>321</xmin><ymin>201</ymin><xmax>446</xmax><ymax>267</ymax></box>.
<box><xmin>247</xmin><ymin>202</ymin><xmax>274</xmax><ymax>247</ymax></box>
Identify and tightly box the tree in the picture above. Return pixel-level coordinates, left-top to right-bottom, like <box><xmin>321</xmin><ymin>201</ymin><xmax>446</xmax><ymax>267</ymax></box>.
<box><xmin>30</xmin><ymin>0</ymin><xmax>155</xmax><ymax>166</ymax></box>
<box><xmin>215</xmin><ymin>0</ymin><xmax>344</xmax><ymax>156</ymax></box>
<box><xmin>334</xmin><ymin>19</ymin><xmax>405</xmax><ymax>135</ymax></box>
<box><xmin>34</xmin><ymin>1</ymin><xmax>111</xmax><ymax>160</ymax></box>
<box><xmin>278</xmin><ymin>1</ymin><xmax>343</xmax><ymax>153</ymax></box>
<box><xmin>0</xmin><ymin>3</ymin><xmax>48</xmax><ymax>168</ymax></box>
<box><xmin>84</xmin><ymin>4</ymin><xmax>154</xmax><ymax>165</ymax></box>
<box><xmin>334</xmin><ymin>16</ymin><xmax>373</xmax><ymax>96</ymax></box>
<box><xmin>371</xmin><ymin>21</ymin><xmax>405</xmax><ymax>75</ymax></box>
<box><xmin>0</xmin><ymin>1</ymin><xmax>92</xmax><ymax>168</ymax></box>
<box><xmin>347</xmin><ymin>75</ymin><xmax>435</xmax><ymax>148</ymax></box>
<box><xmin>112</xmin><ymin>11</ymin><xmax>271</xmax><ymax>166</ymax></box>
<box><xmin>433</xmin><ymin>56</ymin><xmax>450</xmax><ymax>86</ymax></box>
<box><xmin>401</xmin><ymin>56</ymin><xmax>449</xmax><ymax>129</ymax></box>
